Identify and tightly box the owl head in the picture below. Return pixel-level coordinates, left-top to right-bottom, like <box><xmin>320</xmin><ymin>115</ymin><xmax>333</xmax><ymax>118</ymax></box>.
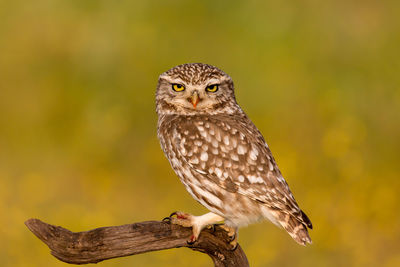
<box><xmin>156</xmin><ymin>63</ymin><xmax>239</xmax><ymax>115</ymax></box>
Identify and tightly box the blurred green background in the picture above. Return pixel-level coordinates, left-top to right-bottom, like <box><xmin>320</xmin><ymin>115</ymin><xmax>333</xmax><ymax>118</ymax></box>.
<box><xmin>1</xmin><ymin>0</ymin><xmax>399</xmax><ymax>266</ymax></box>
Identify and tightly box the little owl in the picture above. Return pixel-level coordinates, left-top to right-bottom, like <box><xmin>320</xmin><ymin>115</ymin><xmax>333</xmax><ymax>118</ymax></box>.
<box><xmin>156</xmin><ymin>63</ymin><xmax>312</xmax><ymax>248</ymax></box>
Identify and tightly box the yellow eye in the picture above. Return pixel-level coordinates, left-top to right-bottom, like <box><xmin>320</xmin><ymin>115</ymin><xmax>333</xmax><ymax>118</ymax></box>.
<box><xmin>172</xmin><ymin>84</ymin><xmax>185</xmax><ymax>92</ymax></box>
<box><xmin>206</xmin><ymin>84</ymin><xmax>219</xmax><ymax>92</ymax></box>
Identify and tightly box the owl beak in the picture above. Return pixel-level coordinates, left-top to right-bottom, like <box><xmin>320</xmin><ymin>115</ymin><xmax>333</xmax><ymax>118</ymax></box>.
<box><xmin>190</xmin><ymin>91</ymin><xmax>200</xmax><ymax>109</ymax></box>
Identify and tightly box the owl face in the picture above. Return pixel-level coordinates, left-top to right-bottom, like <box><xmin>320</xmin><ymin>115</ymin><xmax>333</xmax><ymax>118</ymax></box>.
<box><xmin>156</xmin><ymin>63</ymin><xmax>239</xmax><ymax>115</ymax></box>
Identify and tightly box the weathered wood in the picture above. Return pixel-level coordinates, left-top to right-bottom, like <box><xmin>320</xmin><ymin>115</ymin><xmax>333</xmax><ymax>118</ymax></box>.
<box><xmin>25</xmin><ymin>218</ymin><xmax>249</xmax><ymax>267</ymax></box>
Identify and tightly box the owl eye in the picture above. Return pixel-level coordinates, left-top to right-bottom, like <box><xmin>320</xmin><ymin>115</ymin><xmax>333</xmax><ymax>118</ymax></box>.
<box><xmin>172</xmin><ymin>84</ymin><xmax>185</xmax><ymax>92</ymax></box>
<box><xmin>206</xmin><ymin>84</ymin><xmax>219</xmax><ymax>92</ymax></box>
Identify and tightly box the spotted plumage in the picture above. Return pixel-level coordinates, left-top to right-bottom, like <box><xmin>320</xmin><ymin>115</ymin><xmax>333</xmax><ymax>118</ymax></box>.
<box><xmin>156</xmin><ymin>63</ymin><xmax>312</xmax><ymax>246</ymax></box>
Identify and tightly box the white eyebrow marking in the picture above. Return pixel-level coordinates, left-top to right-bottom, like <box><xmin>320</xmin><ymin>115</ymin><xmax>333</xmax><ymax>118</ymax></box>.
<box><xmin>159</xmin><ymin>76</ymin><xmax>186</xmax><ymax>85</ymax></box>
<box><xmin>206</xmin><ymin>79</ymin><xmax>221</xmax><ymax>85</ymax></box>
<box><xmin>170</xmin><ymin>78</ymin><xmax>186</xmax><ymax>84</ymax></box>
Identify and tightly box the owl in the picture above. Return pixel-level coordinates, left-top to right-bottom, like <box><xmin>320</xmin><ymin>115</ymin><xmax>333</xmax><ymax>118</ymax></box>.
<box><xmin>156</xmin><ymin>63</ymin><xmax>312</xmax><ymax>248</ymax></box>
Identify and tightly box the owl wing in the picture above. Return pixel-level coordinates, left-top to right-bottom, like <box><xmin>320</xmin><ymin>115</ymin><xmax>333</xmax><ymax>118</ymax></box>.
<box><xmin>171</xmin><ymin>114</ymin><xmax>312</xmax><ymax>229</ymax></box>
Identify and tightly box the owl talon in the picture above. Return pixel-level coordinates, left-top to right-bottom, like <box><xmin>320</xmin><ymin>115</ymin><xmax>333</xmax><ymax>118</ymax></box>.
<box><xmin>228</xmin><ymin>240</ymin><xmax>238</xmax><ymax>251</ymax></box>
<box><xmin>206</xmin><ymin>224</ymin><xmax>215</xmax><ymax>233</ymax></box>
<box><xmin>163</xmin><ymin>211</ymin><xmax>180</xmax><ymax>222</ymax></box>
<box><xmin>162</xmin><ymin>217</ymin><xmax>171</xmax><ymax>222</ymax></box>
<box><xmin>228</xmin><ymin>232</ymin><xmax>236</xmax><ymax>242</ymax></box>
<box><xmin>169</xmin><ymin>211</ymin><xmax>178</xmax><ymax>217</ymax></box>
<box><xmin>187</xmin><ymin>235</ymin><xmax>197</xmax><ymax>245</ymax></box>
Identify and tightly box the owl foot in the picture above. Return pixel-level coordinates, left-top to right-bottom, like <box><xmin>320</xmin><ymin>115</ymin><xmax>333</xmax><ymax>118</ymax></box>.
<box><xmin>168</xmin><ymin>211</ymin><xmax>202</xmax><ymax>244</ymax></box>
<box><xmin>163</xmin><ymin>211</ymin><xmax>224</xmax><ymax>245</ymax></box>
<box><xmin>219</xmin><ymin>224</ymin><xmax>238</xmax><ymax>250</ymax></box>
<box><xmin>168</xmin><ymin>211</ymin><xmax>196</xmax><ymax>228</ymax></box>
<box><xmin>162</xmin><ymin>211</ymin><xmax>190</xmax><ymax>224</ymax></box>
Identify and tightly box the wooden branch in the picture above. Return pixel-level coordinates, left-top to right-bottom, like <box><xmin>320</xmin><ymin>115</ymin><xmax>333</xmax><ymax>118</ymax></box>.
<box><xmin>25</xmin><ymin>218</ymin><xmax>249</xmax><ymax>267</ymax></box>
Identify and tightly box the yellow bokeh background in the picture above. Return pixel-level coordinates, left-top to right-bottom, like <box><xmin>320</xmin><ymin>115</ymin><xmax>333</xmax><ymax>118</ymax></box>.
<box><xmin>1</xmin><ymin>0</ymin><xmax>399</xmax><ymax>266</ymax></box>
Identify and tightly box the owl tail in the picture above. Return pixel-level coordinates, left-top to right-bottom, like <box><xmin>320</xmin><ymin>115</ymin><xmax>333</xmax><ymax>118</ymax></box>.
<box><xmin>279</xmin><ymin>210</ymin><xmax>313</xmax><ymax>246</ymax></box>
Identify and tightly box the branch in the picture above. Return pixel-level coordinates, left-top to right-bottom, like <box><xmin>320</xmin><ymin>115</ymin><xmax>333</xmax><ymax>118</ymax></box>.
<box><xmin>25</xmin><ymin>218</ymin><xmax>249</xmax><ymax>267</ymax></box>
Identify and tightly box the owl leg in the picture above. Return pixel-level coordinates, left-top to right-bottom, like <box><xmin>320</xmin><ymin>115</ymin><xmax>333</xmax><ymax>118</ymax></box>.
<box><xmin>219</xmin><ymin>224</ymin><xmax>238</xmax><ymax>250</ymax></box>
<box><xmin>165</xmin><ymin>211</ymin><xmax>224</xmax><ymax>244</ymax></box>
